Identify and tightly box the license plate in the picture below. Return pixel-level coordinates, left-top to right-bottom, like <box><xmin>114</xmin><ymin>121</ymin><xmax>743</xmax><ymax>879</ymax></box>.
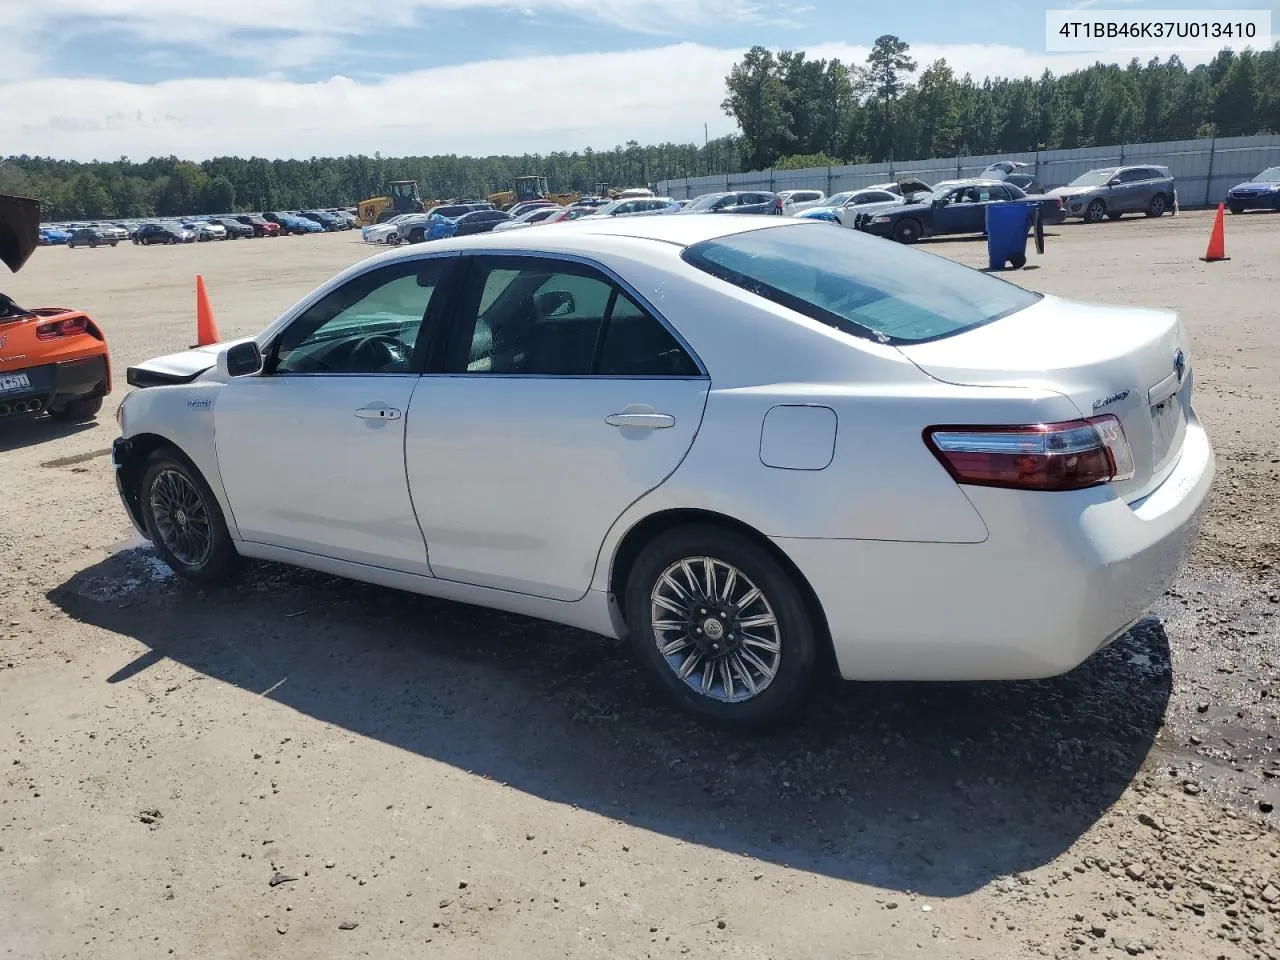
<box><xmin>0</xmin><ymin>373</ymin><xmax>31</xmax><ymax>394</ymax></box>
<box><xmin>1151</xmin><ymin>397</ymin><xmax>1184</xmax><ymax>465</ymax></box>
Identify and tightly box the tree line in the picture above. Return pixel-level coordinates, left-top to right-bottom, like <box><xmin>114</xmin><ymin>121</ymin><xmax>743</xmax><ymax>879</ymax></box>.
<box><xmin>723</xmin><ymin>37</ymin><xmax>1280</xmax><ymax>170</ymax></box>
<box><xmin>2</xmin><ymin>38</ymin><xmax>1276</xmax><ymax>222</ymax></box>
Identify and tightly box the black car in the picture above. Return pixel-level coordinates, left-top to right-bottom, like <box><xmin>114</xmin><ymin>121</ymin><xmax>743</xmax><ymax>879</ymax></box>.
<box><xmin>66</xmin><ymin>227</ymin><xmax>119</xmax><ymax>248</ymax></box>
<box><xmin>680</xmin><ymin>191</ymin><xmax>783</xmax><ymax>215</ymax></box>
<box><xmin>855</xmin><ymin>179</ymin><xmax>1066</xmax><ymax>244</ymax></box>
<box><xmin>298</xmin><ymin>210</ymin><xmax>345</xmax><ymax>231</ymax></box>
<box><xmin>207</xmin><ymin>217</ymin><xmax>255</xmax><ymax>239</ymax></box>
<box><xmin>451</xmin><ymin>209</ymin><xmax>512</xmax><ymax>236</ymax></box>
<box><xmin>133</xmin><ymin>222</ymin><xmax>195</xmax><ymax>245</ymax></box>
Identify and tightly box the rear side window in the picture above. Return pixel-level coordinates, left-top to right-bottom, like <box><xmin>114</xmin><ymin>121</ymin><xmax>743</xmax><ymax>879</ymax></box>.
<box><xmin>682</xmin><ymin>222</ymin><xmax>1041</xmax><ymax>345</ymax></box>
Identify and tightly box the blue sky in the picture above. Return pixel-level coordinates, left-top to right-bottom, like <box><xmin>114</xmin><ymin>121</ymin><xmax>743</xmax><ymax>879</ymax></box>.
<box><xmin>0</xmin><ymin>0</ymin><xmax>1274</xmax><ymax>161</ymax></box>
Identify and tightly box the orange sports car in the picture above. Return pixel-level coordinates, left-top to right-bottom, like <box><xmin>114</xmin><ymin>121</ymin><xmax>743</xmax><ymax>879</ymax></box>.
<box><xmin>1</xmin><ymin>194</ymin><xmax>111</xmax><ymax>421</ymax></box>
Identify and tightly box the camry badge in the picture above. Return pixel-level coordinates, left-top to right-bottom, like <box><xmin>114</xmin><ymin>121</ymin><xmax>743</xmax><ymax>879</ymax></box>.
<box><xmin>1092</xmin><ymin>388</ymin><xmax>1131</xmax><ymax>411</ymax></box>
<box><xmin>1174</xmin><ymin>348</ymin><xmax>1186</xmax><ymax>382</ymax></box>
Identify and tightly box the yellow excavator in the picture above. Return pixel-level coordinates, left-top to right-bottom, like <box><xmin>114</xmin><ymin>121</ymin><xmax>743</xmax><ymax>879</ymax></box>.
<box><xmin>486</xmin><ymin>176</ymin><xmax>579</xmax><ymax>211</ymax></box>
<box><xmin>357</xmin><ymin>180</ymin><xmax>429</xmax><ymax>225</ymax></box>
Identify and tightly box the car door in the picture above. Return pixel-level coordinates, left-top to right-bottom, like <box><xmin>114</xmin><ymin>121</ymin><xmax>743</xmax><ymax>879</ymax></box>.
<box><xmin>405</xmin><ymin>254</ymin><xmax>710</xmax><ymax>601</ymax></box>
<box><xmin>1108</xmin><ymin>168</ymin><xmax>1141</xmax><ymax>212</ymax></box>
<box><xmin>930</xmin><ymin>187</ymin><xmax>981</xmax><ymax>234</ymax></box>
<box><xmin>213</xmin><ymin>256</ymin><xmax>455</xmax><ymax>574</ymax></box>
<box><xmin>1128</xmin><ymin>168</ymin><xmax>1159</xmax><ymax>210</ymax></box>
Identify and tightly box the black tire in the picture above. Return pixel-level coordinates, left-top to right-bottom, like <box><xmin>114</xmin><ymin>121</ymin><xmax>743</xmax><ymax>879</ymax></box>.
<box><xmin>89</xmin><ymin>238</ymin><xmax>99</xmax><ymax>248</ymax></box>
<box><xmin>1009</xmin><ymin>252</ymin><xmax>1027</xmax><ymax>269</ymax></box>
<box><xmin>1145</xmin><ymin>193</ymin><xmax>1167</xmax><ymax>218</ymax></box>
<box><xmin>1229</xmin><ymin>202</ymin><xmax>1245</xmax><ymax>215</ymax></box>
<box><xmin>623</xmin><ymin>525</ymin><xmax>818</xmax><ymax>729</ymax></box>
<box><xmin>49</xmin><ymin>395</ymin><xmax>103</xmax><ymax>421</ymax></box>
<box><xmin>111</xmin><ymin>240</ymin><xmax>118</xmax><ymax>246</ymax></box>
<box><xmin>1084</xmin><ymin>199</ymin><xmax>1107</xmax><ymax>223</ymax></box>
<box><xmin>139</xmin><ymin>449</ymin><xmax>239</xmax><ymax>584</ymax></box>
<box><xmin>409</xmin><ymin>227</ymin><xmax>425</xmax><ymax>244</ymax></box>
<box><xmin>892</xmin><ymin>218</ymin><xmax>922</xmax><ymax>244</ymax></box>
<box><xmin>1107</xmin><ymin>212</ymin><xmax>1123</xmax><ymax>221</ymax></box>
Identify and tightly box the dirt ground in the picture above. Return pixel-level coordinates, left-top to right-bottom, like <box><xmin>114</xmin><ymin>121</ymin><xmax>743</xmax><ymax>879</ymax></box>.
<box><xmin>2</xmin><ymin>213</ymin><xmax>1279</xmax><ymax>960</ymax></box>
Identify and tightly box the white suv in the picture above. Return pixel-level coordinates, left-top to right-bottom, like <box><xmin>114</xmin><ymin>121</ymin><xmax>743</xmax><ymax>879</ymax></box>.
<box><xmin>778</xmin><ymin>189</ymin><xmax>827</xmax><ymax>214</ymax></box>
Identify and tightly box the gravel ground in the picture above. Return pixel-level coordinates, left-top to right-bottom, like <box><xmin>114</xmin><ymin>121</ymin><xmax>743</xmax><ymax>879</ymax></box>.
<box><xmin>2</xmin><ymin>212</ymin><xmax>1278</xmax><ymax>959</ymax></box>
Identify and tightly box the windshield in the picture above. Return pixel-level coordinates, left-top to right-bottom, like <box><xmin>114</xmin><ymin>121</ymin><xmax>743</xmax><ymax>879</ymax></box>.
<box><xmin>1253</xmin><ymin>166</ymin><xmax>1280</xmax><ymax>182</ymax></box>
<box><xmin>681</xmin><ymin>222</ymin><xmax>1040</xmax><ymax>345</ymax></box>
<box><xmin>1068</xmin><ymin>168</ymin><xmax>1118</xmax><ymax>187</ymax></box>
<box><xmin>824</xmin><ymin>192</ymin><xmax>855</xmax><ymax>206</ymax></box>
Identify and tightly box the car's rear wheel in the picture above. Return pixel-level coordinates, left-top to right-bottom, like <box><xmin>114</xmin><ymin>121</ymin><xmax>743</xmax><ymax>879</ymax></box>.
<box><xmin>1084</xmin><ymin>199</ymin><xmax>1107</xmax><ymax>223</ymax></box>
<box><xmin>140</xmin><ymin>450</ymin><xmax>238</xmax><ymax>583</ymax></box>
<box><xmin>50</xmin><ymin>396</ymin><xmax>103</xmax><ymax>421</ymax></box>
<box><xmin>892</xmin><ymin>218</ymin><xmax>922</xmax><ymax>244</ymax></box>
<box><xmin>1145</xmin><ymin>193</ymin><xmax>1167</xmax><ymax>218</ymax></box>
<box><xmin>624</xmin><ymin>525</ymin><xmax>817</xmax><ymax>728</ymax></box>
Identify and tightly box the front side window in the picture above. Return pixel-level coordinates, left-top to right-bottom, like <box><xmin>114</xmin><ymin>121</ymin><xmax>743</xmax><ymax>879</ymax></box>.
<box><xmin>272</xmin><ymin>258</ymin><xmax>449</xmax><ymax>375</ymax></box>
<box><xmin>446</xmin><ymin>257</ymin><xmax>699</xmax><ymax>377</ymax></box>
<box><xmin>682</xmin><ymin>221</ymin><xmax>1041</xmax><ymax>345</ymax></box>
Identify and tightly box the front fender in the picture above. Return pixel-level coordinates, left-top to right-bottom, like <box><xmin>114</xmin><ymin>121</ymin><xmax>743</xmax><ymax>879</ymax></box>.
<box><xmin>116</xmin><ymin>379</ymin><xmax>239</xmax><ymax>540</ymax></box>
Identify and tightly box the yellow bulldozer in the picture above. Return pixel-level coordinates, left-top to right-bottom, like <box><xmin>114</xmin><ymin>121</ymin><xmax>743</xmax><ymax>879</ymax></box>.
<box><xmin>357</xmin><ymin>180</ymin><xmax>430</xmax><ymax>225</ymax></box>
<box><xmin>486</xmin><ymin>176</ymin><xmax>579</xmax><ymax>211</ymax></box>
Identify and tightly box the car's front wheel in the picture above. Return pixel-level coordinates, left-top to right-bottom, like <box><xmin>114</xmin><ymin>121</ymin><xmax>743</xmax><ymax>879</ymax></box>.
<box><xmin>140</xmin><ymin>450</ymin><xmax>239</xmax><ymax>583</ymax></box>
<box><xmin>1084</xmin><ymin>199</ymin><xmax>1107</xmax><ymax>223</ymax></box>
<box><xmin>1229</xmin><ymin>202</ymin><xmax>1245</xmax><ymax>215</ymax></box>
<box><xmin>624</xmin><ymin>525</ymin><xmax>818</xmax><ymax>728</ymax></box>
<box><xmin>409</xmin><ymin>228</ymin><xmax>425</xmax><ymax>244</ymax></box>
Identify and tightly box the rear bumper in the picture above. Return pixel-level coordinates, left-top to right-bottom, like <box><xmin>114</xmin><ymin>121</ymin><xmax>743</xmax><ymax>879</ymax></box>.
<box><xmin>774</xmin><ymin>415</ymin><xmax>1214</xmax><ymax>682</ymax></box>
<box><xmin>0</xmin><ymin>354</ymin><xmax>111</xmax><ymax>415</ymax></box>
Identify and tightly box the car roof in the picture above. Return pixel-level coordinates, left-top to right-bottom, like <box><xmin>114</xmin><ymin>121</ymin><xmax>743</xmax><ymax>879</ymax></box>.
<box><xmin>371</xmin><ymin>210</ymin><xmax>789</xmax><ymax>263</ymax></box>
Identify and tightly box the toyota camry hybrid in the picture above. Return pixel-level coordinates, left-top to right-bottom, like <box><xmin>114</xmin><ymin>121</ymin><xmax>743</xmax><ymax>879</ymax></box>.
<box><xmin>111</xmin><ymin>214</ymin><xmax>1214</xmax><ymax>727</ymax></box>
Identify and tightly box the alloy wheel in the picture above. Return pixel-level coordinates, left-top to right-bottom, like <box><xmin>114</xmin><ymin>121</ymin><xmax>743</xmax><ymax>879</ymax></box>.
<box><xmin>649</xmin><ymin>556</ymin><xmax>782</xmax><ymax>703</ymax></box>
<box><xmin>148</xmin><ymin>468</ymin><xmax>214</xmax><ymax>568</ymax></box>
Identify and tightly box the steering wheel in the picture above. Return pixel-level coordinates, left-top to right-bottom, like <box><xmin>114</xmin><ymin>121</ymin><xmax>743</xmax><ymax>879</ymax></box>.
<box><xmin>349</xmin><ymin>334</ymin><xmax>408</xmax><ymax>371</ymax></box>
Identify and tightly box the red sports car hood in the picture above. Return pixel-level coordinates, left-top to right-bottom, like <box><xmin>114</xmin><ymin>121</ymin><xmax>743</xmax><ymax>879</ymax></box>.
<box><xmin>0</xmin><ymin>194</ymin><xmax>41</xmax><ymax>273</ymax></box>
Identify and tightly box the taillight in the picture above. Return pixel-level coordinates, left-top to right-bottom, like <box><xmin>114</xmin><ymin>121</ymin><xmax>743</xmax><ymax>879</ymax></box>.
<box><xmin>924</xmin><ymin>416</ymin><xmax>1135</xmax><ymax>491</ymax></box>
<box><xmin>36</xmin><ymin>315</ymin><xmax>89</xmax><ymax>340</ymax></box>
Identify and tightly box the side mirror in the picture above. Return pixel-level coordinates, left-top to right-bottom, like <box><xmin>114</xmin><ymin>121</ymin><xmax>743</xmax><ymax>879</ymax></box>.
<box><xmin>218</xmin><ymin>341</ymin><xmax>264</xmax><ymax>378</ymax></box>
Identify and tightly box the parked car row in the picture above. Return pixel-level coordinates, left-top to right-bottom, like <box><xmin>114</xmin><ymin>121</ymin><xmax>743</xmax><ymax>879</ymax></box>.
<box><xmin>39</xmin><ymin>207</ymin><xmax>362</xmax><ymax>250</ymax></box>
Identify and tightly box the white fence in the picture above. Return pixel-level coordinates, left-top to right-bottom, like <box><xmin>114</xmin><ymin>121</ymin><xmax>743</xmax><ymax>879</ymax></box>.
<box><xmin>656</xmin><ymin>134</ymin><xmax>1280</xmax><ymax>209</ymax></box>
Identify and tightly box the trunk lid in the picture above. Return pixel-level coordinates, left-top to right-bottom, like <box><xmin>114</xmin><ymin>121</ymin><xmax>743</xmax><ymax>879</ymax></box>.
<box><xmin>897</xmin><ymin>294</ymin><xmax>1193</xmax><ymax>502</ymax></box>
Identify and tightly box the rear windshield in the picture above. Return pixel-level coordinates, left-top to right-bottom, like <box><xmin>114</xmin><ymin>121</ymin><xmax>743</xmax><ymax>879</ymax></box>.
<box><xmin>681</xmin><ymin>222</ymin><xmax>1041</xmax><ymax>345</ymax></box>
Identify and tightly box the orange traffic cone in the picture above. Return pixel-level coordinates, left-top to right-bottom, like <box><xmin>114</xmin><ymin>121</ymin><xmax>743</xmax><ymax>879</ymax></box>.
<box><xmin>1200</xmin><ymin>203</ymin><xmax>1230</xmax><ymax>262</ymax></box>
<box><xmin>195</xmin><ymin>274</ymin><xmax>220</xmax><ymax>346</ymax></box>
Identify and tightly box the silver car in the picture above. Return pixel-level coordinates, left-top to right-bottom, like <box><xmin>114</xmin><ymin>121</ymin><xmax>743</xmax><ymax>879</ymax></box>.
<box><xmin>1049</xmin><ymin>165</ymin><xmax>1176</xmax><ymax>223</ymax></box>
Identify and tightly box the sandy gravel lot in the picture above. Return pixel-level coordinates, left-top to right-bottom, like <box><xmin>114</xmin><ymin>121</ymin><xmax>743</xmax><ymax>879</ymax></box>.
<box><xmin>2</xmin><ymin>212</ymin><xmax>1279</xmax><ymax>960</ymax></box>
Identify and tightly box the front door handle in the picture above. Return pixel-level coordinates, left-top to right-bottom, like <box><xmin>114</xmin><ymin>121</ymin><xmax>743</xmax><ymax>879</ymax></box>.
<box><xmin>354</xmin><ymin>404</ymin><xmax>402</xmax><ymax>421</ymax></box>
<box><xmin>604</xmin><ymin>412</ymin><xmax>675</xmax><ymax>429</ymax></box>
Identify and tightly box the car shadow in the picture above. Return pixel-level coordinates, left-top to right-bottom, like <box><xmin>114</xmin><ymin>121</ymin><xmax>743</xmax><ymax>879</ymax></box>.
<box><xmin>48</xmin><ymin>550</ymin><xmax>1172</xmax><ymax>898</ymax></box>
<box><xmin>0</xmin><ymin>414</ymin><xmax>98</xmax><ymax>453</ymax></box>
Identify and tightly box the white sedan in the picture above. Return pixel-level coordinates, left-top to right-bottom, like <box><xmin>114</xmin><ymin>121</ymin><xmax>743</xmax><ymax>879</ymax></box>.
<box><xmin>361</xmin><ymin>214</ymin><xmax>416</xmax><ymax>245</ymax></box>
<box><xmin>111</xmin><ymin>215</ymin><xmax>1214</xmax><ymax>727</ymax></box>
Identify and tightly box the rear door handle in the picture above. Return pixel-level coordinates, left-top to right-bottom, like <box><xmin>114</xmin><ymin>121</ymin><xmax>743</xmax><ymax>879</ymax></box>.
<box><xmin>354</xmin><ymin>405</ymin><xmax>402</xmax><ymax>421</ymax></box>
<box><xmin>604</xmin><ymin>412</ymin><xmax>675</xmax><ymax>429</ymax></box>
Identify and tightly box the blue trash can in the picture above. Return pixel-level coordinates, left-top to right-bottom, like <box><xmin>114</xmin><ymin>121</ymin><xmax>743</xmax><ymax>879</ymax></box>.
<box><xmin>985</xmin><ymin>201</ymin><xmax>1038</xmax><ymax>270</ymax></box>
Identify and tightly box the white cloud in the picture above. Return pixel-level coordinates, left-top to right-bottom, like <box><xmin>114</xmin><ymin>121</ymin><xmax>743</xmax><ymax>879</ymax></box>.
<box><xmin>0</xmin><ymin>42</ymin><xmax>1226</xmax><ymax>162</ymax></box>
<box><xmin>13</xmin><ymin>0</ymin><xmax>785</xmax><ymax>66</ymax></box>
